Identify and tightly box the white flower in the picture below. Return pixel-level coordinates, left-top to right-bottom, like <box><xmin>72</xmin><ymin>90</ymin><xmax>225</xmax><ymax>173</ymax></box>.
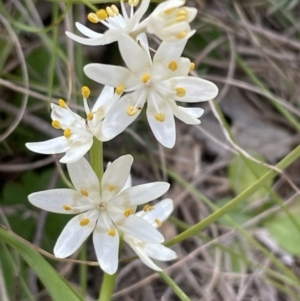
<box><xmin>28</xmin><ymin>155</ymin><xmax>170</xmax><ymax>274</ymax></box>
<box><xmin>26</xmin><ymin>86</ymin><xmax>117</xmax><ymax>163</ymax></box>
<box><xmin>65</xmin><ymin>0</ymin><xmax>150</xmax><ymax>46</ymax></box>
<box><xmin>143</xmin><ymin>0</ymin><xmax>198</xmax><ymax>41</ymax></box>
<box><xmin>124</xmin><ymin>198</ymin><xmax>177</xmax><ymax>271</ymax></box>
<box><xmin>84</xmin><ymin>34</ymin><xmax>218</xmax><ymax>148</ymax></box>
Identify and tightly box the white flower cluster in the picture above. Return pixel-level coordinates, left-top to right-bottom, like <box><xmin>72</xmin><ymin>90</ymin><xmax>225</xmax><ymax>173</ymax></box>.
<box><xmin>26</xmin><ymin>0</ymin><xmax>219</xmax><ymax>274</ymax></box>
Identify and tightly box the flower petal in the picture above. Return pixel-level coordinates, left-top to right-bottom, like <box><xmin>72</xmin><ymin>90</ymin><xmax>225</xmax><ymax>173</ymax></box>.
<box><xmin>84</xmin><ymin>63</ymin><xmax>138</xmax><ymax>88</ymax></box>
<box><xmin>146</xmin><ymin>92</ymin><xmax>176</xmax><ymax>148</ymax></box>
<box><xmin>67</xmin><ymin>157</ymin><xmax>100</xmax><ymax>200</ymax></box>
<box><xmin>51</xmin><ymin>104</ymin><xmax>84</xmax><ymax>127</ymax></box>
<box><xmin>93</xmin><ymin>213</ymin><xmax>119</xmax><ymax>275</ymax></box>
<box><xmin>28</xmin><ymin>189</ymin><xmax>93</xmax><ymax>214</ymax></box>
<box><xmin>92</xmin><ymin>86</ymin><xmax>115</xmax><ymax>112</ymax></box>
<box><xmin>114</xmin><ymin>214</ymin><xmax>164</xmax><ymax>243</ymax></box>
<box><xmin>169</xmin><ymin>101</ymin><xmax>202</xmax><ymax>125</ymax></box>
<box><xmin>60</xmin><ymin>139</ymin><xmax>93</xmax><ymax>163</ymax></box>
<box><xmin>113</xmin><ymin>182</ymin><xmax>170</xmax><ymax>207</ymax></box>
<box><xmin>145</xmin><ymin>244</ymin><xmax>177</xmax><ymax>261</ymax></box>
<box><xmin>101</xmin><ymin>155</ymin><xmax>133</xmax><ymax>200</ymax></box>
<box><xmin>75</xmin><ymin>22</ymin><xmax>103</xmax><ymax>38</ymax></box>
<box><xmin>26</xmin><ymin>136</ymin><xmax>69</xmax><ymax>155</ymax></box>
<box><xmin>54</xmin><ymin>210</ymin><xmax>98</xmax><ymax>258</ymax></box>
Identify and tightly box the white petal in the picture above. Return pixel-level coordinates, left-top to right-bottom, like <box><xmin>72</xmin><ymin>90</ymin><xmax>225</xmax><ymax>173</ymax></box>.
<box><xmin>75</xmin><ymin>22</ymin><xmax>103</xmax><ymax>38</ymax></box>
<box><xmin>84</xmin><ymin>63</ymin><xmax>138</xmax><ymax>88</ymax></box>
<box><xmin>26</xmin><ymin>137</ymin><xmax>69</xmax><ymax>155</ymax></box>
<box><xmin>124</xmin><ymin>235</ymin><xmax>162</xmax><ymax>271</ymax></box>
<box><xmin>54</xmin><ymin>210</ymin><xmax>98</xmax><ymax>258</ymax></box>
<box><xmin>101</xmin><ymin>90</ymin><xmax>146</xmax><ymax>140</ymax></box>
<box><xmin>92</xmin><ymin>86</ymin><xmax>115</xmax><ymax>112</ymax></box>
<box><xmin>115</xmin><ymin>214</ymin><xmax>164</xmax><ymax>243</ymax></box>
<box><xmin>28</xmin><ymin>189</ymin><xmax>93</xmax><ymax>214</ymax></box>
<box><xmin>136</xmin><ymin>33</ymin><xmax>151</xmax><ymax>61</ymax></box>
<box><xmin>146</xmin><ymin>92</ymin><xmax>176</xmax><ymax>148</ymax></box>
<box><xmin>113</xmin><ymin>182</ymin><xmax>170</xmax><ymax>207</ymax></box>
<box><xmin>93</xmin><ymin>213</ymin><xmax>119</xmax><ymax>275</ymax></box>
<box><xmin>101</xmin><ymin>155</ymin><xmax>133</xmax><ymax>199</ymax></box>
<box><xmin>51</xmin><ymin>104</ymin><xmax>84</xmax><ymax>127</ymax></box>
<box><xmin>165</xmin><ymin>77</ymin><xmax>219</xmax><ymax>102</ymax></box>
<box><xmin>118</xmin><ymin>34</ymin><xmax>151</xmax><ymax>76</ymax></box>
<box><xmin>152</xmin><ymin>0</ymin><xmax>185</xmax><ymax>13</ymax></box>
<box><xmin>60</xmin><ymin>139</ymin><xmax>93</xmax><ymax>163</ymax></box>
<box><xmin>136</xmin><ymin>198</ymin><xmax>174</xmax><ymax>226</ymax></box>
<box><xmin>67</xmin><ymin>157</ymin><xmax>100</xmax><ymax>200</ymax></box>
<box><xmin>127</xmin><ymin>0</ymin><xmax>150</xmax><ymax>27</ymax></box>
<box><xmin>145</xmin><ymin>244</ymin><xmax>177</xmax><ymax>261</ymax></box>
<box><xmin>122</xmin><ymin>174</ymin><xmax>132</xmax><ymax>190</ymax></box>
<box><xmin>169</xmin><ymin>101</ymin><xmax>202</xmax><ymax>125</ymax></box>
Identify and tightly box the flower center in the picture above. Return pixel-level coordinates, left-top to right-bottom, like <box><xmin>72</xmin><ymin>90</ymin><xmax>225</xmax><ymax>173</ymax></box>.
<box><xmin>98</xmin><ymin>201</ymin><xmax>106</xmax><ymax>211</ymax></box>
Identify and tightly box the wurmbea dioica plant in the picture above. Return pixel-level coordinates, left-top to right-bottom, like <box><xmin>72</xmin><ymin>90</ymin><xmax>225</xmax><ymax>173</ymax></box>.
<box><xmin>26</xmin><ymin>0</ymin><xmax>219</xmax><ymax>298</ymax></box>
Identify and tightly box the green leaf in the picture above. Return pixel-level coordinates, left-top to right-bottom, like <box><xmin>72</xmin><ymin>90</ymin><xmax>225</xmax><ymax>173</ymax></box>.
<box><xmin>0</xmin><ymin>225</ymin><xmax>84</xmax><ymax>301</ymax></box>
<box><xmin>228</xmin><ymin>154</ymin><xmax>272</xmax><ymax>202</ymax></box>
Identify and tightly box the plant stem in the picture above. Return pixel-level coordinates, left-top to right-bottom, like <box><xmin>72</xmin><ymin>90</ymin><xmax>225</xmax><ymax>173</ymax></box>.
<box><xmin>98</xmin><ymin>273</ymin><xmax>117</xmax><ymax>301</ymax></box>
<box><xmin>79</xmin><ymin>244</ymin><xmax>87</xmax><ymax>297</ymax></box>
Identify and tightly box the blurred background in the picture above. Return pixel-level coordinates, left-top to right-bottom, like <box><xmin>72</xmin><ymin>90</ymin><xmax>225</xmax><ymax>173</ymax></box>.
<box><xmin>1</xmin><ymin>0</ymin><xmax>300</xmax><ymax>300</ymax></box>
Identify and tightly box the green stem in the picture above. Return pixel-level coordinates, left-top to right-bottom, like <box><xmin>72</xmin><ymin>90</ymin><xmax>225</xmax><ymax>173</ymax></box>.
<box><xmin>98</xmin><ymin>273</ymin><xmax>117</xmax><ymax>301</ymax></box>
<box><xmin>159</xmin><ymin>271</ymin><xmax>191</xmax><ymax>301</ymax></box>
<box><xmin>79</xmin><ymin>244</ymin><xmax>87</xmax><ymax>297</ymax></box>
<box><xmin>165</xmin><ymin>144</ymin><xmax>300</xmax><ymax>247</ymax></box>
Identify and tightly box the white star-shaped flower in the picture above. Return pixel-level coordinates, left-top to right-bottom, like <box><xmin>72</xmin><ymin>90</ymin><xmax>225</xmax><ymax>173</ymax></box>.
<box><xmin>26</xmin><ymin>86</ymin><xmax>117</xmax><ymax>163</ymax></box>
<box><xmin>124</xmin><ymin>198</ymin><xmax>177</xmax><ymax>271</ymax></box>
<box><xmin>28</xmin><ymin>155</ymin><xmax>169</xmax><ymax>274</ymax></box>
<box><xmin>65</xmin><ymin>0</ymin><xmax>150</xmax><ymax>46</ymax></box>
<box><xmin>143</xmin><ymin>0</ymin><xmax>198</xmax><ymax>41</ymax></box>
<box><xmin>84</xmin><ymin>34</ymin><xmax>218</xmax><ymax>148</ymax></box>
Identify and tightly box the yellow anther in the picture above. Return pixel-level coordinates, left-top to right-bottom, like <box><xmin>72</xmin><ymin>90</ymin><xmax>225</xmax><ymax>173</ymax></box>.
<box><xmin>116</xmin><ymin>84</ymin><xmax>125</xmax><ymax>95</ymax></box>
<box><xmin>107</xmin><ymin>228</ymin><xmax>116</xmax><ymax>237</ymax></box>
<box><xmin>176</xmin><ymin>15</ymin><xmax>187</xmax><ymax>22</ymax></box>
<box><xmin>106</xmin><ymin>6</ymin><xmax>114</xmax><ymax>17</ymax></box>
<box><xmin>58</xmin><ymin>98</ymin><xmax>67</xmax><ymax>108</ymax></box>
<box><xmin>155</xmin><ymin>219</ymin><xmax>162</xmax><ymax>227</ymax></box>
<box><xmin>143</xmin><ymin>204</ymin><xmax>155</xmax><ymax>212</ymax></box>
<box><xmin>141</xmin><ymin>73</ymin><xmax>151</xmax><ymax>84</ymax></box>
<box><xmin>155</xmin><ymin>112</ymin><xmax>166</xmax><ymax>122</ymax></box>
<box><xmin>63</xmin><ymin>205</ymin><xmax>72</xmax><ymax>211</ymax></box>
<box><xmin>128</xmin><ymin>0</ymin><xmax>139</xmax><ymax>6</ymax></box>
<box><xmin>80</xmin><ymin>188</ymin><xmax>89</xmax><ymax>197</ymax></box>
<box><xmin>175</xmin><ymin>30</ymin><xmax>187</xmax><ymax>39</ymax></box>
<box><xmin>177</xmin><ymin>8</ymin><xmax>187</xmax><ymax>17</ymax></box>
<box><xmin>87</xmin><ymin>13</ymin><xmax>99</xmax><ymax>24</ymax></box>
<box><xmin>80</xmin><ymin>218</ymin><xmax>90</xmax><ymax>226</ymax></box>
<box><xmin>108</xmin><ymin>185</ymin><xmax>116</xmax><ymax>192</ymax></box>
<box><xmin>124</xmin><ymin>208</ymin><xmax>134</xmax><ymax>217</ymax></box>
<box><xmin>190</xmin><ymin>62</ymin><xmax>195</xmax><ymax>71</ymax></box>
<box><xmin>96</xmin><ymin>9</ymin><xmax>108</xmax><ymax>20</ymax></box>
<box><xmin>52</xmin><ymin>120</ymin><xmax>61</xmax><ymax>129</ymax></box>
<box><xmin>168</xmin><ymin>60</ymin><xmax>178</xmax><ymax>71</ymax></box>
<box><xmin>81</xmin><ymin>86</ymin><xmax>90</xmax><ymax>98</ymax></box>
<box><xmin>111</xmin><ymin>5</ymin><xmax>119</xmax><ymax>15</ymax></box>
<box><xmin>87</xmin><ymin>112</ymin><xmax>94</xmax><ymax>121</ymax></box>
<box><xmin>176</xmin><ymin>87</ymin><xmax>186</xmax><ymax>97</ymax></box>
<box><xmin>126</xmin><ymin>105</ymin><xmax>138</xmax><ymax>116</ymax></box>
<box><xmin>164</xmin><ymin>8</ymin><xmax>175</xmax><ymax>15</ymax></box>
<box><xmin>64</xmin><ymin>128</ymin><xmax>72</xmax><ymax>138</ymax></box>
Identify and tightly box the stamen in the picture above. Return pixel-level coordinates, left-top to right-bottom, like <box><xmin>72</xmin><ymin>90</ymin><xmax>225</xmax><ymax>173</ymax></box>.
<box><xmin>175</xmin><ymin>30</ymin><xmax>187</xmax><ymax>39</ymax></box>
<box><xmin>87</xmin><ymin>13</ymin><xmax>99</xmax><ymax>24</ymax></box>
<box><xmin>81</xmin><ymin>86</ymin><xmax>90</xmax><ymax>98</ymax></box>
<box><xmin>64</xmin><ymin>128</ymin><xmax>72</xmax><ymax>138</ymax></box>
<box><xmin>106</xmin><ymin>6</ymin><xmax>114</xmax><ymax>17</ymax></box>
<box><xmin>52</xmin><ymin>120</ymin><xmax>61</xmax><ymax>129</ymax></box>
<box><xmin>155</xmin><ymin>112</ymin><xmax>166</xmax><ymax>122</ymax></box>
<box><xmin>58</xmin><ymin>98</ymin><xmax>67</xmax><ymax>108</ymax></box>
<box><xmin>108</xmin><ymin>185</ymin><xmax>116</xmax><ymax>192</ymax></box>
<box><xmin>124</xmin><ymin>208</ymin><xmax>134</xmax><ymax>217</ymax></box>
<box><xmin>107</xmin><ymin>228</ymin><xmax>116</xmax><ymax>237</ymax></box>
<box><xmin>126</xmin><ymin>105</ymin><xmax>138</xmax><ymax>116</ymax></box>
<box><xmin>190</xmin><ymin>62</ymin><xmax>195</xmax><ymax>71</ymax></box>
<box><xmin>141</xmin><ymin>73</ymin><xmax>151</xmax><ymax>84</ymax></box>
<box><xmin>111</xmin><ymin>5</ymin><xmax>119</xmax><ymax>15</ymax></box>
<box><xmin>176</xmin><ymin>87</ymin><xmax>186</xmax><ymax>97</ymax></box>
<box><xmin>96</xmin><ymin>9</ymin><xmax>108</xmax><ymax>20</ymax></box>
<box><xmin>155</xmin><ymin>219</ymin><xmax>162</xmax><ymax>227</ymax></box>
<box><xmin>128</xmin><ymin>0</ymin><xmax>139</xmax><ymax>6</ymax></box>
<box><xmin>87</xmin><ymin>112</ymin><xmax>94</xmax><ymax>121</ymax></box>
<box><xmin>168</xmin><ymin>61</ymin><xmax>178</xmax><ymax>71</ymax></box>
<box><xmin>80</xmin><ymin>188</ymin><xmax>89</xmax><ymax>197</ymax></box>
<box><xmin>143</xmin><ymin>204</ymin><xmax>155</xmax><ymax>212</ymax></box>
<box><xmin>164</xmin><ymin>8</ymin><xmax>176</xmax><ymax>15</ymax></box>
<box><xmin>63</xmin><ymin>205</ymin><xmax>72</xmax><ymax>211</ymax></box>
<box><xmin>177</xmin><ymin>8</ymin><xmax>187</xmax><ymax>17</ymax></box>
<box><xmin>176</xmin><ymin>15</ymin><xmax>187</xmax><ymax>22</ymax></box>
<box><xmin>116</xmin><ymin>84</ymin><xmax>125</xmax><ymax>95</ymax></box>
<box><xmin>80</xmin><ymin>218</ymin><xmax>90</xmax><ymax>226</ymax></box>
